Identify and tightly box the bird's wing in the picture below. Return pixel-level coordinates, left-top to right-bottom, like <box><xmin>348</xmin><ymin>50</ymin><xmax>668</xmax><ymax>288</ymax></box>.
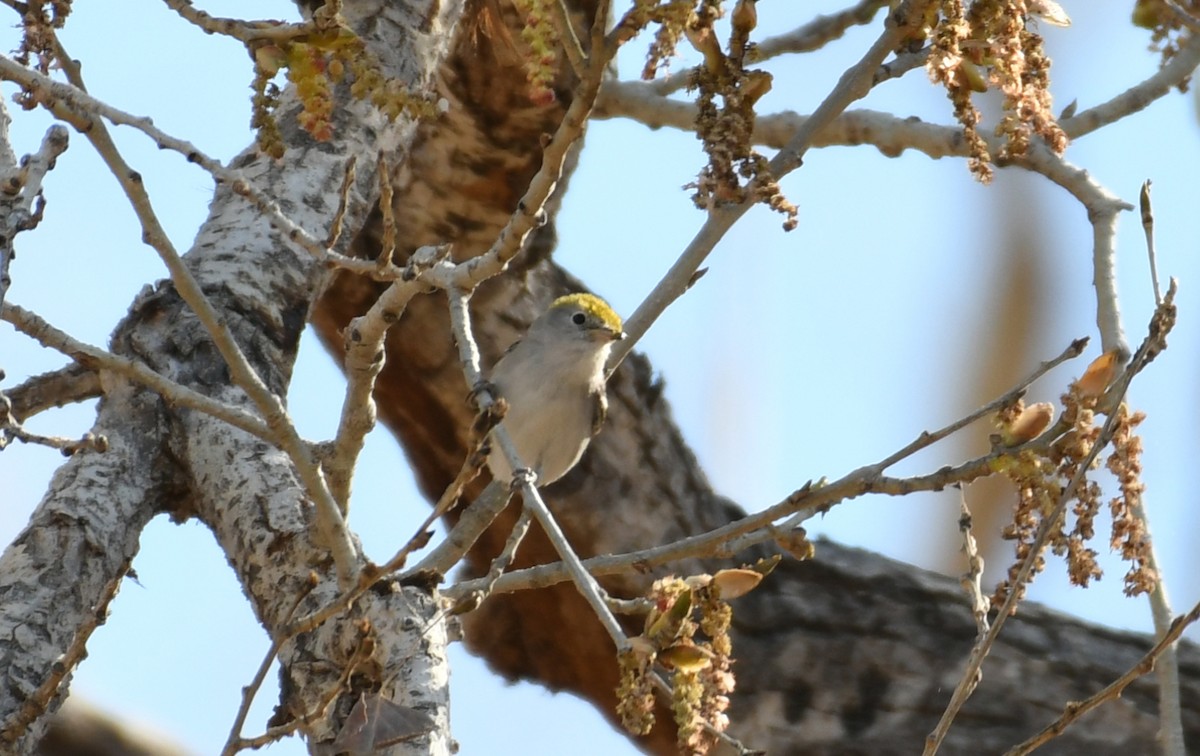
<box><xmin>590</xmin><ymin>389</ymin><xmax>607</xmax><ymax>437</ymax></box>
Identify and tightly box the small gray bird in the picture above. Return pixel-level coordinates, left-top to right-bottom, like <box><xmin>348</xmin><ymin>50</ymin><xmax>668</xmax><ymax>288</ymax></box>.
<box><xmin>487</xmin><ymin>292</ymin><xmax>625</xmax><ymax>485</ymax></box>
<box><xmin>408</xmin><ymin>293</ymin><xmax>624</xmax><ymax>578</ymax></box>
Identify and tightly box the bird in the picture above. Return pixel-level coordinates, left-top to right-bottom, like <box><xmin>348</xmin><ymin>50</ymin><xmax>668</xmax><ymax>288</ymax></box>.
<box><xmin>486</xmin><ymin>292</ymin><xmax>625</xmax><ymax>486</ymax></box>
<box><xmin>408</xmin><ymin>292</ymin><xmax>624</xmax><ymax>578</ymax></box>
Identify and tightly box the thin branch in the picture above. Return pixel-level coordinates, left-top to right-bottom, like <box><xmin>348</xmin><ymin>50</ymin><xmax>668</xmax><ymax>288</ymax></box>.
<box><xmin>0</xmin><ymin>423</ymin><xmax>107</xmax><ymax>455</ymax></box>
<box><xmin>1066</xmin><ymin>30</ymin><xmax>1200</xmax><ymax>139</ymax></box>
<box><xmin>872</xmin><ymin>47</ymin><xmax>929</xmax><ymax>85</ymax></box>
<box><xmin>324</xmin><ymin>155</ymin><xmax>357</xmax><ymax>251</ymax></box>
<box><xmin>437</xmin><ymin>288</ymin><xmax>629</xmax><ymax>651</ymax></box>
<box><xmin>460</xmin><ymin>507</ymin><xmax>534</xmax><ymax>611</ymax></box>
<box><xmin>446</xmin><ymin>338</ymin><xmax>1089</xmax><ymax>600</ymax></box>
<box><xmin>924</xmin><ymin>284</ymin><xmax>1178</xmax><ymax>755</ymax></box>
<box><xmin>1140</xmin><ymin>180</ymin><xmax>1162</xmax><ymax>305</ymax></box>
<box><xmin>443</xmin><ymin>16</ymin><xmax>614</xmax><ymax>293</ymax></box>
<box><xmin>444</xmin><ymin>459</ymin><xmax>1008</xmax><ymax>599</ymax></box>
<box><xmin>0</xmin><ymin>55</ymin><xmax>331</xmax><ymax>261</ymax></box>
<box><xmin>393</xmin><ymin>288</ymin><xmax>518</xmax><ymax>578</ymax></box>
<box><xmin>1004</xmin><ymin>599</ymin><xmax>1200</xmax><ymax>756</ymax></box>
<box><xmin>512</xmin><ymin>472</ymin><xmax>631</xmax><ymax>649</ymax></box>
<box><xmin>9</xmin><ymin>43</ymin><xmax>359</xmax><ymax>585</ymax></box>
<box><xmin>222</xmin><ymin>641</ymin><xmax>284</xmax><ymax>756</ymax></box>
<box><xmin>225</xmin><ymin>628</ymin><xmax>368</xmax><ymax>755</ymax></box>
<box><xmin>221</xmin><ymin>576</ymin><xmax>316</xmax><ymax>756</ymax></box>
<box><xmin>1</xmin><ymin>303</ymin><xmax>274</xmax><ymax>442</ymax></box>
<box><xmin>956</xmin><ymin>488</ymin><xmax>989</xmax><ymax>636</ymax></box>
<box><xmin>161</xmin><ymin>0</ymin><xmax>325</xmax><ymax>44</ymax></box>
<box><xmin>549</xmin><ymin>0</ymin><xmax>587</xmax><ymax>80</ymax></box>
<box><xmin>375</xmin><ymin>155</ymin><xmax>396</xmax><ymax>269</ymax></box>
<box><xmin>854</xmin><ymin>338</ymin><xmax>1086</xmax><ymax>474</ymax></box>
<box><xmin>406</xmin><ymin>481</ymin><xmax>514</xmax><ymax>579</ymax></box>
<box><xmin>282</xmin><ymin>477</ymin><xmax>462</xmax><ymax>639</ymax></box>
<box><xmin>1014</xmin><ymin>143</ymin><xmax>1132</xmax><ymax>359</ymax></box>
<box><xmin>1131</xmin><ymin>498</ymin><xmax>1186</xmax><ymax>756</ymax></box>
<box><xmin>0</xmin><ymin>108</ymin><xmax>68</xmax><ymax>307</ymax></box>
<box><xmin>610</xmin><ymin>0</ymin><xmax>939</xmax><ymax>371</ymax></box>
<box><xmin>1131</xmin><ymin>180</ymin><xmax>1183</xmax><ymax>756</ymax></box>
<box><xmin>754</xmin><ymin>0</ymin><xmax>890</xmax><ymax>59</ymax></box>
<box><xmin>600</xmin><ymin>81</ymin><xmax>1145</xmax><ymax>361</ymax></box>
<box><xmin>627</xmin><ymin>0</ymin><xmax>895</xmax><ymax>100</ymax></box>
<box><xmin>3</xmin><ymin>363</ymin><xmax>101</xmax><ymax>422</ymax></box>
<box><xmin>595</xmin><ymin>29</ymin><xmax>1200</xmax><ymax>215</ymax></box>
<box><xmin>324</xmin><ymin>244</ymin><xmax>450</xmax><ymax>512</ymax></box>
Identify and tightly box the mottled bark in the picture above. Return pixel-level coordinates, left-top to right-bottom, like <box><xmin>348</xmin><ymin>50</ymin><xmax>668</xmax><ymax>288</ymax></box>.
<box><xmin>1</xmin><ymin>2</ymin><xmax>463</xmax><ymax>753</ymax></box>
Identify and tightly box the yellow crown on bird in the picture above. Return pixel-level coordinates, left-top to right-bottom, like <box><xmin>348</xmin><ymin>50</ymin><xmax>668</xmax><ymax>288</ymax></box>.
<box><xmin>550</xmin><ymin>293</ymin><xmax>623</xmax><ymax>335</ymax></box>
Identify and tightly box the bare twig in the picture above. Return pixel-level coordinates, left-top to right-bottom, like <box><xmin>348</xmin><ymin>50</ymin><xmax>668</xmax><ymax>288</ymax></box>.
<box><xmin>324</xmin><ymin>244</ymin><xmax>450</xmax><ymax>512</ymax></box>
<box><xmin>1015</xmin><ymin>143</ymin><xmax>1132</xmax><ymax>359</ymax></box>
<box><xmin>3</xmin><ymin>363</ymin><xmax>101</xmax><ymax>422</ymax></box>
<box><xmin>1131</xmin><ymin>179</ymin><xmax>1183</xmax><ymax>756</ymax></box>
<box><xmin>1004</xmin><ymin>599</ymin><xmax>1200</xmax><ymax>756</ymax></box>
<box><xmin>755</xmin><ymin>0</ymin><xmax>890</xmax><ymax>60</ymax></box>
<box><xmin>394</xmin><ymin>290</ymin><xmax>534</xmax><ymax>580</ymax></box>
<box><xmin>225</xmin><ymin>626</ymin><xmax>370</xmax><ymax>755</ymax></box>
<box><xmin>623</xmin><ymin>0</ymin><xmax>895</xmax><ymax>99</ymax></box>
<box><xmin>610</xmin><ymin>0</ymin><xmax>939</xmax><ymax>371</ymax></box>
<box><xmin>0</xmin><ymin>98</ymin><xmax>68</xmax><ymax>307</ymax></box>
<box><xmin>1</xmin><ymin>303</ymin><xmax>273</xmax><ymax>442</ymax></box>
<box><xmin>445</xmin><ymin>11</ymin><xmax>614</xmax><ymax>293</ymax></box>
<box><xmin>446</xmin><ymin>338</ymin><xmax>1089</xmax><ymax>600</ymax></box>
<box><xmin>1062</xmin><ymin>31</ymin><xmax>1200</xmax><ymax>139</ymax></box>
<box><xmin>599</xmin><ymin>88</ymin><xmax>1142</xmax><ymax>362</ymax></box>
<box><xmin>956</xmin><ymin>488</ymin><xmax>989</xmax><ymax>636</ymax></box>
<box><xmin>0</xmin><ymin>424</ymin><xmax>107</xmax><ymax>455</ymax></box>
<box><xmin>924</xmin><ymin>284</ymin><xmax>1178</xmax><ymax>755</ymax></box>
<box><xmin>466</xmin><ymin>508</ymin><xmax>534</xmax><ymax>608</ymax></box>
<box><xmin>438</xmin><ymin>288</ymin><xmax>629</xmax><ymax>650</ymax></box>
<box><xmin>848</xmin><ymin>338</ymin><xmax>1086</xmax><ymax>474</ymax></box>
<box><xmin>162</xmin><ymin>0</ymin><xmax>328</xmax><ymax>44</ymax></box>
<box><xmin>0</xmin><ymin>56</ymin><xmax>331</xmax><ymax>261</ymax></box>
<box><xmin>221</xmin><ymin>575</ymin><xmax>317</xmax><ymax>756</ymax></box>
<box><xmin>549</xmin><ymin>0</ymin><xmax>587</xmax><ymax>79</ymax></box>
<box><xmin>15</xmin><ymin>41</ymin><xmax>360</xmax><ymax>585</ymax></box>
<box><xmin>1130</xmin><ymin>498</ymin><xmax>1185</xmax><ymax>756</ymax></box>
<box><xmin>375</xmin><ymin>155</ymin><xmax>396</xmax><ymax>269</ymax></box>
<box><xmin>872</xmin><ymin>47</ymin><xmax>929</xmax><ymax>85</ymax></box>
<box><xmin>324</xmin><ymin>155</ymin><xmax>357</xmax><ymax>251</ymax></box>
<box><xmin>513</xmin><ymin>471</ymin><xmax>630</xmax><ymax>649</ymax></box>
<box><xmin>1140</xmin><ymin>180</ymin><xmax>1162</xmax><ymax>305</ymax></box>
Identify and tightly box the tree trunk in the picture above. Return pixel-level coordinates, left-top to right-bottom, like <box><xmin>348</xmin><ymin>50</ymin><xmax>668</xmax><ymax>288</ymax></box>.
<box><xmin>0</xmin><ymin>2</ymin><xmax>465</xmax><ymax>753</ymax></box>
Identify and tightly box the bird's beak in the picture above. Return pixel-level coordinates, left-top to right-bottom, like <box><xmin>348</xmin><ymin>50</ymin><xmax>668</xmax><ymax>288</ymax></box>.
<box><xmin>591</xmin><ymin>324</ymin><xmax>625</xmax><ymax>342</ymax></box>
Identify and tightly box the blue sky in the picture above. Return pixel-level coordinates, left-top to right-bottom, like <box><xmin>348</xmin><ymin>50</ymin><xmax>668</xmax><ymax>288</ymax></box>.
<box><xmin>2</xmin><ymin>2</ymin><xmax>1198</xmax><ymax>754</ymax></box>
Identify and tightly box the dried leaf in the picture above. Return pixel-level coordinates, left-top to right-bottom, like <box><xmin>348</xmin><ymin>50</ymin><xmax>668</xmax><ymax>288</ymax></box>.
<box><xmin>329</xmin><ymin>692</ymin><xmax>435</xmax><ymax>752</ymax></box>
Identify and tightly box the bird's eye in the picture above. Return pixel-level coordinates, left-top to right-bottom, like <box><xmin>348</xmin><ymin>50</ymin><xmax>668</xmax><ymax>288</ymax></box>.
<box><xmin>572</xmin><ymin>312</ymin><xmax>587</xmax><ymax>326</ymax></box>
